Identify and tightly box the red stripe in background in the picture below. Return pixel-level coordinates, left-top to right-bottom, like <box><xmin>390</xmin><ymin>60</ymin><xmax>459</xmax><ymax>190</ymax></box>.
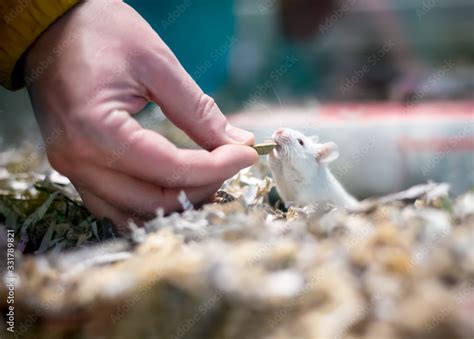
<box><xmin>318</xmin><ymin>101</ymin><xmax>474</xmax><ymax>120</ymax></box>
<box><xmin>230</xmin><ymin>101</ymin><xmax>474</xmax><ymax>126</ymax></box>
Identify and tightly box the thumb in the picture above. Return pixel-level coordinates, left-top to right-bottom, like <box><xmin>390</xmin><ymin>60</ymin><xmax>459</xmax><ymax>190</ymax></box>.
<box><xmin>139</xmin><ymin>39</ymin><xmax>254</xmax><ymax>150</ymax></box>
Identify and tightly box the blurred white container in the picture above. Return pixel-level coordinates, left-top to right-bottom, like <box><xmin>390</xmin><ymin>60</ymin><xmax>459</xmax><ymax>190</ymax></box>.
<box><xmin>230</xmin><ymin>101</ymin><xmax>474</xmax><ymax>197</ymax></box>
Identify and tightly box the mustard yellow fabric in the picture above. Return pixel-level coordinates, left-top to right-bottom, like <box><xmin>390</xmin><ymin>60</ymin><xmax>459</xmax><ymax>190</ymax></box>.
<box><xmin>0</xmin><ymin>0</ymin><xmax>78</xmax><ymax>90</ymax></box>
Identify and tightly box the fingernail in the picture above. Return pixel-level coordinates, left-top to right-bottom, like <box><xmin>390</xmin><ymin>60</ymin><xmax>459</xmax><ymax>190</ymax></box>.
<box><xmin>225</xmin><ymin>124</ymin><xmax>254</xmax><ymax>144</ymax></box>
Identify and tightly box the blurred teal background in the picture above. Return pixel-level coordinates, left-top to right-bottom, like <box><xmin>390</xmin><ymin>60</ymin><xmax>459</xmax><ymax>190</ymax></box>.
<box><xmin>126</xmin><ymin>0</ymin><xmax>473</xmax><ymax>111</ymax></box>
<box><xmin>128</xmin><ymin>0</ymin><xmax>235</xmax><ymax>94</ymax></box>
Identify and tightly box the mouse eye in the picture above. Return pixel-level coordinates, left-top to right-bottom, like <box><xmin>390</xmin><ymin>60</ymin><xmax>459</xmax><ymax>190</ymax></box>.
<box><xmin>297</xmin><ymin>138</ymin><xmax>304</xmax><ymax>146</ymax></box>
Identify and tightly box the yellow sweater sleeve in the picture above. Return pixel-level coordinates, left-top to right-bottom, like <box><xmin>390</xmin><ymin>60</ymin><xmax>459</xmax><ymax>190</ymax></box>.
<box><xmin>0</xmin><ymin>0</ymin><xmax>79</xmax><ymax>90</ymax></box>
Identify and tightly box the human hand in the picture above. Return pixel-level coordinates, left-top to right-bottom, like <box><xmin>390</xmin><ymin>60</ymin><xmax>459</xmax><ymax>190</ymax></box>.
<box><xmin>24</xmin><ymin>1</ymin><xmax>258</xmax><ymax>231</ymax></box>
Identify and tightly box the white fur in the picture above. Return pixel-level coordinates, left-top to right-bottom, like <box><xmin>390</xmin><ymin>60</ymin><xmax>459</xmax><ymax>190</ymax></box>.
<box><xmin>268</xmin><ymin>128</ymin><xmax>358</xmax><ymax>209</ymax></box>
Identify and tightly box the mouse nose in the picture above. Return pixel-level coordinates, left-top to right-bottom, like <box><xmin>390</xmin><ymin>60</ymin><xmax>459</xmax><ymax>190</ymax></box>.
<box><xmin>275</xmin><ymin>128</ymin><xmax>285</xmax><ymax>136</ymax></box>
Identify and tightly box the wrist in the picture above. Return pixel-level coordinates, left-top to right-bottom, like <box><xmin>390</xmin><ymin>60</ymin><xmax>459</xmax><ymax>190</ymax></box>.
<box><xmin>0</xmin><ymin>0</ymin><xmax>80</xmax><ymax>90</ymax></box>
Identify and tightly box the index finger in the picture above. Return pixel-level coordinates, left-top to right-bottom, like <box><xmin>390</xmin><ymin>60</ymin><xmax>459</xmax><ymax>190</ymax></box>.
<box><xmin>138</xmin><ymin>34</ymin><xmax>254</xmax><ymax>149</ymax></box>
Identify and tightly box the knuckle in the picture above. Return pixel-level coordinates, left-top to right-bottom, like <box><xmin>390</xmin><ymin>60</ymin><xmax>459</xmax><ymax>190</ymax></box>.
<box><xmin>193</xmin><ymin>93</ymin><xmax>217</xmax><ymax>122</ymax></box>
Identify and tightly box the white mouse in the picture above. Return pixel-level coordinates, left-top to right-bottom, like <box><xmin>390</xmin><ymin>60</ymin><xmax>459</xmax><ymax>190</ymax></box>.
<box><xmin>268</xmin><ymin>128</ymin><xmax>358</xmax><ymax>209</ymax></box>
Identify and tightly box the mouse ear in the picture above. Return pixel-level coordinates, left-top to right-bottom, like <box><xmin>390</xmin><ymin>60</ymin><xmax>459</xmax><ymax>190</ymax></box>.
<box><xmin>315</xmin><ymin>142</ymin><xmax>339</xmax><ymax>163</ymax></box>
<box><xmin>309</xmin><ymin>135</ymin><xmax>319</xmax><ymax>143</ymax></box>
